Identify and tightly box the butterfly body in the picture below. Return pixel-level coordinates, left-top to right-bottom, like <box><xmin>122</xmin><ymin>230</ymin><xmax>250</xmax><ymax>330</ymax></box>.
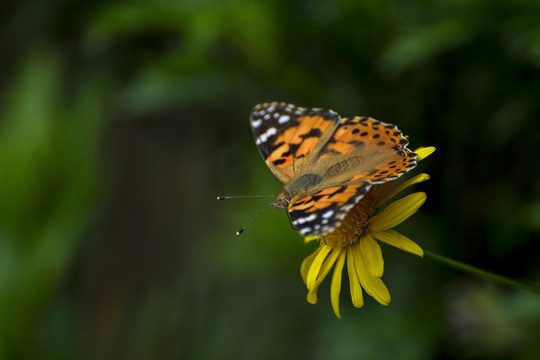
<box><xmin>251</xmin><ymin>102</ymin><xmax>417</xmax><ymax>237</ymax></box>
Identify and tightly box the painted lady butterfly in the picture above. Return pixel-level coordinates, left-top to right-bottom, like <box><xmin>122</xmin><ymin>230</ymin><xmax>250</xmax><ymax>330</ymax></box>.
<box><xmin>250</xmin><ymin>102</ymin><xmax>417</xmax><ymax>236</ymax></box>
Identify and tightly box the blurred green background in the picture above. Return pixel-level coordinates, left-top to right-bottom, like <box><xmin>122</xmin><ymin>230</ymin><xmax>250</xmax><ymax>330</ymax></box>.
<box><xmin>1</xmin><ymin>0</ymin><xmax>540</xmax><ymax>359</ymax></box>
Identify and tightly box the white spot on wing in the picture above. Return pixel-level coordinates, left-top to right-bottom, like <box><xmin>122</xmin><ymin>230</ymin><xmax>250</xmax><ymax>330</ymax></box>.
<box><xmin>322</xmin><ymin>210</ymin><xmax>334</xmax><ymax>219</ymax></box>
<box><xmin>296</xmin><ymin>213</ymin><xmax>316</xmax><ymax>225</ymax></box>
<box><xmin>251</xmin><ymin>119</ymin><xmax>262</xmax><ymax>128</ymax></box>
<box><xmin>257</xmin><ymin>127</ymin><xmax>277</xmax><ymax>144</ymax></box>
<box><xmin>278</xmin><ymin>115</ymin><xmax>290</xmax><ymax>124</ymax></box>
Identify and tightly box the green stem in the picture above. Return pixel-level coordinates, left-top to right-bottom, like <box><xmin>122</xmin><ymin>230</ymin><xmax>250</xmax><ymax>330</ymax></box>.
<box><xmin>424</xmin><ymin>250</ymin><xmax>540</xmax><ymax>296</ymax></box>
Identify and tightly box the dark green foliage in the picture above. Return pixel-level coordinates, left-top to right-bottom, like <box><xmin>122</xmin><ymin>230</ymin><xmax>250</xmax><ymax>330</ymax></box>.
<box><xmin>1</xmin><ymin>0</ymin><xmax>539</xmax><ymax>359</ymax></box>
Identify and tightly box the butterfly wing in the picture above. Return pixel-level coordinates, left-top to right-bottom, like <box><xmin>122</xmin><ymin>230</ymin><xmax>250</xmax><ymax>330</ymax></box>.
<box><xmin>250</xmin><ymin>102</ymin><xmax>341</xmax><ymax>184</ymax></box>
<box><xmin>313</xmin><ymin>116</ymin><xmax>417</xmax><ymax>187</ymax></box>
<box><xmin>288</xmin><ymin>183</ymin><xmax>372</xmax><ymax>236</ymax></box>
<box><xmin>288</xmin><ymin>116</ymin><xmax>418</xmax><ymax>237</ymax></box>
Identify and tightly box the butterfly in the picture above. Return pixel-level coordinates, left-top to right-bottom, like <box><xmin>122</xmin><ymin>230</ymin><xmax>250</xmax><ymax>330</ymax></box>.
<box><xmin>250</xmin><ymin>102</ymin><xmax>417</xmax><ymax>237</ymax></box>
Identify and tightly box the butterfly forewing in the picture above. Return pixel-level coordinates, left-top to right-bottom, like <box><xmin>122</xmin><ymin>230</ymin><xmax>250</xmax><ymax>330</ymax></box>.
<box><xmin>250</xmin><ymin>102</ymin><xmax>341</xmax><ymax>183</ymax></box>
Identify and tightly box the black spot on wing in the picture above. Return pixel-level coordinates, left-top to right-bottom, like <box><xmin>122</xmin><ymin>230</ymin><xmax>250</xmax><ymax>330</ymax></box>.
<box><xmin>272</xmin><ymin>158</ymin><xmax>288</xmax><ymax>166</ymax></box>
<box><xmin>300</xmin><ymin>128</ymin><xmax>323</xmax><ymax>139</ymax></box>
<box><xmin>250</xmin><ymin>102</ymin><xmax>340</xmax><ymax>161</ymax></box>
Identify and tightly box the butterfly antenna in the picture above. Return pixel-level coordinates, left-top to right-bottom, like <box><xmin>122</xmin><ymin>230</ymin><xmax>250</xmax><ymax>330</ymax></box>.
<box><xmin>217</xmin><ymin>195</ymin><xmax>275</xmax><ymax>200</ymax></box>
<box><xmin>235</xmin><ymin>202</ymin><xmax>273</xmax><ymax>235</ymax></box>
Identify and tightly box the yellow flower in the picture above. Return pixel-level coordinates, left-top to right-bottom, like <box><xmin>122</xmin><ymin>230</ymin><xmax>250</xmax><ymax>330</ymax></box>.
<box><xmin>300</xmin><ymin>146</ymin><xmax>436</xmax><ymax>318</ymax></box>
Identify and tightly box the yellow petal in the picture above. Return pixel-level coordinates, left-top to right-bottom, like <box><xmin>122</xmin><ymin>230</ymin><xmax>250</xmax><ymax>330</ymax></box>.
<box><xmin>306</xmin><ymin>245</ymin><xmax>331</xmax><ymax>290</ymax></box>
<box><xmin>306</xmin><ymin>248</ymin><xmax>341</xmax><ymax>304</ymax></box>
<box><xmin>414</xmin><ymin>146</ymin><xmax>436</xmax><ymax>161</ymax></box>
<box><xmin>304</xmin><ymin>235</ymin><xmax>319</xmax><ymax>243</ymax></box>
<box><xmin>359</xmin><ymin>233</ymin><xmax>384</xmax><ymax>278</ymax></box>
<box><xmin>316</xmin><ymin>248</ymin><xmax>341</xmax><ymax>286</ymax></box>
<box><xmin>301</xmin><ymin>247</ymin><xmax>321</xmax><ymax>284</ymax></box>
<box><xmin>376</xmin><ymin>173</ymin><xmax>430</xmax><ymax>207</ymax></box>
<box><xmin>346</xmin><ymin>247</ymin><xmax>363</xmax><ymax>308</ymax></box>
<box><xmin>330</xmin><ymin>250</ymin><xmax>346</xmax><ymax>319</ymax></box>
<box><xmin>352</xmin><ymin>243</ymin><xmax>391</xmax><ymax>306</ymax></box>
<box><xmin>371</xmin><ymin>229</ymin><xmax>424</xmax><ymax>257</ymax></box>
<box><xmin>369</xmin><ymin>192</ymin><xmax>426</xmax><ymax>232</ymax></box>
<box><xmin>306</xmin><ymin>288</ymin><xmax>318</xmax><ymax>304</ymax></box>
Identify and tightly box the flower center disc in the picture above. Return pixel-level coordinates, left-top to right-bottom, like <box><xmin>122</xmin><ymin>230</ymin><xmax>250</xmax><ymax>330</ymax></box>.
<box><xmin>322</xmin><ymin>192</ymin><xmax>377</xmax><ymax>248</ymax></box>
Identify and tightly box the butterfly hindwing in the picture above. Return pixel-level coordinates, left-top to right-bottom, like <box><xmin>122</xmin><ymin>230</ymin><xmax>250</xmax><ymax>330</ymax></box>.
<box><xmin>250</xmin><ymin>102</ymin><xmax>341</xmax><ymax>183</ymax></box>
<box><xmin>288</xmin><ymin>183</ymin><xmax>371</xmax><ymax>236</ymax></box>
<box><xmin>315</xmin><ymin>116</ymin><xmax>417</xmax><ymax>187</ymax></box>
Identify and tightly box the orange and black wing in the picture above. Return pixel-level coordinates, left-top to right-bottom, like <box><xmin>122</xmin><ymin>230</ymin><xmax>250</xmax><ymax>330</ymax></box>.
<box><xmin>316</xmin><ymin>116</ymin><xmax>418</xmax><ymax>186</ymax></box>
<box><xmin>250</xmin><ymin>102</ymin><xmax>341</xmax><ymax>184</ymax></box>
<box><xmin>288</xmin><ymin>183</ymin><xmax>371</xmax><ymax>236</ymax></box>
<box><xmin>287</xmin><ymin>116</ymin><xmax>418</xmax><ymax>237</ymax></box>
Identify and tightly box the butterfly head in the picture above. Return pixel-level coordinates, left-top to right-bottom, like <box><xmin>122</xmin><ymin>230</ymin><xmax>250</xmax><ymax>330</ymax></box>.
<box><xmin>271</xmin><ymin>192</ymin><xmax>289</xmax><ymax>209</ymax></box>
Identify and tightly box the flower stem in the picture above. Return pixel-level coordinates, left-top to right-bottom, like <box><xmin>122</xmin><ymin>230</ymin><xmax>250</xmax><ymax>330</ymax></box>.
<box><xmin>423</xmin><ymin>250</ymin><xmax>540</xmax><ymax>295</ymax></box>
